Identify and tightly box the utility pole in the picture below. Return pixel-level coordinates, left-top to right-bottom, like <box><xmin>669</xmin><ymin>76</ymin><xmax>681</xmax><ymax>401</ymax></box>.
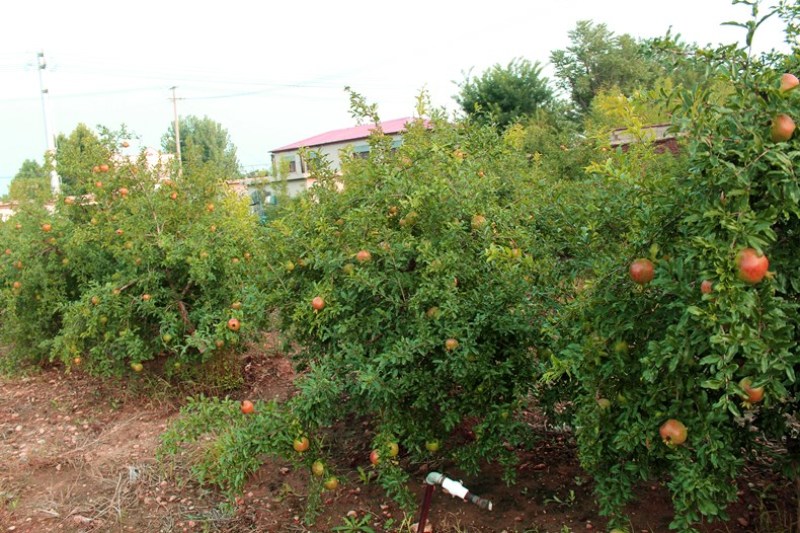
<box><xmin>169</xmin><ymin>86</ymin><xmax>182</xmax><ymax>173</ymax></box>
<box><xmin>37</xmin><ymin>51</ymin><xmax>60</xmax><ymax>194</ymax></box>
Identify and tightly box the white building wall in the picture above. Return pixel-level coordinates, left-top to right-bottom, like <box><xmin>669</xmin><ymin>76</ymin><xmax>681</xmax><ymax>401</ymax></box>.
<box><xmin>271</xmin><ymin>134</ymin><xmax>402</xmax><ymax>197</ymax></box>
<box><xmin>0</xmin><ymin>203</ymin><xmax>15</xmax><ymax>221</ymax></box>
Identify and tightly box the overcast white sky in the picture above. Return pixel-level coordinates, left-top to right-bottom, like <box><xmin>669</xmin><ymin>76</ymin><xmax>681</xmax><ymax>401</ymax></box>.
<box><xmin>0</xmin><ymin>0</ymin><xmax>790</xmax><ymax>194</ymax></box>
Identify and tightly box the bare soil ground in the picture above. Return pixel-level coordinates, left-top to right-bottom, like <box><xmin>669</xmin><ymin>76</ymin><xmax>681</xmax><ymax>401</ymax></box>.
<box><xmin>1</xmin><ymin>346</ymin><xmax>795</xmax><ymax>532</ymax></box>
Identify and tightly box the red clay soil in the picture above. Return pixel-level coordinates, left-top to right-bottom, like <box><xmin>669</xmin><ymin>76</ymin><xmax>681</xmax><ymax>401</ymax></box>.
<box><xmin>0</xmin><ymin>346</ymin><xmax>795</xmax><ymax>532</ymax></box>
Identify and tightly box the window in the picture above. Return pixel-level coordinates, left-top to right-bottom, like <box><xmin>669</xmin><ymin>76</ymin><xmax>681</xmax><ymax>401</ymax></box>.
<box><xmin>353</xmin><ymin>144</ymin><xmax>370</xmax><ymax>159</ymax></box>
<box><xmin>301</xmin><ymin>151</ymin><xmax>324</xmax><ymax>174</ymax></box>
<box><xmin>280</xmin><ymin>156</ymin><xmax>297</xmax><ymax>173</ymax></box>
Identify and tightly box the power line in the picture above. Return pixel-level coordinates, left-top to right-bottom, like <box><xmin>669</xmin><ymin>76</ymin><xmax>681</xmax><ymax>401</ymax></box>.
<box><xmin>51</xmin><ymin>62</ymin><xmax>365</xmax><ymax>88</ymax></box>
<box><xmin>183</xmin><ymin>85</ymin><xmax>339</xmax><ymax>100</ymax></box>
<box><xmin>0</xmin><ymin>52</ymin><xmax>419</xmax><ymax>106</ymax></box>
<box><xmin>0</xmin><ymin>86</ymin><xmax>166</xmax><ymax>103</ymax></box>
<box><xmin>55</xmin><ymin>86</ymin><xmax>166</xmax><ymax>99</ymax></box>
<box><xmin>43</xmin><ymin>53</ymin><xmax>401</xmax><ymax>91</ymax></box>
<box><xmin>0</xmin><ymin>65</ymin><xmax>32</xmax><ymax>72</ymax></box>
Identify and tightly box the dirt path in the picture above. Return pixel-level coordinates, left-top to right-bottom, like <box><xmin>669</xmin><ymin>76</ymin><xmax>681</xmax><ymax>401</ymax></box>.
<box><xmin>0</xmin><ymin>343</ymin><xmax>302</xmax><ymax>533</ymax></box>
<box><xmin>0</xmin><ymin>353</ymin><xmax>793</xmax><ymax>532</ymax></box>
<box><xmin>0</xmin><ymin>370</ymin><xmax>174</xmax><ymax>532</ymax></box>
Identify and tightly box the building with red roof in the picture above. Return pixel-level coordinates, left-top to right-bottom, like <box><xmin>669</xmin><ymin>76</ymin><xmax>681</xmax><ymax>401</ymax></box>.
<box><xmin>269</xmin><ymin>117</ymin><xmax>415</xmax><ymax>196</ymax></box>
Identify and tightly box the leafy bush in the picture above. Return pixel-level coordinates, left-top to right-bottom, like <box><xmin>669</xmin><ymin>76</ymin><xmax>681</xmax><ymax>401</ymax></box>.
<box><xmin>159</xmin><ymin>396</ymin><xmax>298</xmax><ymax>490</ymax></box>
<box><xmin>158</xmin><ymin>395</ymin><xmax>335</xmax><ymax>523</ymax></box>
<box><xmin>1</xmin><ymin>133</ymin><xmax>268</xmax><ymax>382</ymax></box>
<box><xmin>259</xmin><ymin>97</ymin><xmax>567</xmax><ymax>500</ymax></box>
<box><xmin>553</xmin><ymin>7</ymin><xmax>800</xmax><ymax>531</ymax></box>
<box><xmin>166</xmin><ymin>92</ymin><xmax>686</xmax><ymax>516</ymax></box>
<box><xmin>0</xmin><ymin>204</ymin><xmax>74</xmax><ymax>369</ymax></box>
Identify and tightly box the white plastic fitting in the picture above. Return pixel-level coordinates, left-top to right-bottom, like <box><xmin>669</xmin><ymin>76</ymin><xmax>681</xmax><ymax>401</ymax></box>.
<box><xmin>424</xmin><ymin>472</ymin><xmax>493</xmax><ymax>511</ymax></box>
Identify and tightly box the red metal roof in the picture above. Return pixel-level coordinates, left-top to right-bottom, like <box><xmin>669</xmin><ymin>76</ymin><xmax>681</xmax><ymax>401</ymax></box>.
<box><xmin>272</xmin><ymin>117</ymin><xmax>416</xmax><ymax>153</ymax></box>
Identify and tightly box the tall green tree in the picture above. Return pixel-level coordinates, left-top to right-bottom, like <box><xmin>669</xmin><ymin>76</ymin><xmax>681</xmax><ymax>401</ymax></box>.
<box><xmin>455</xmin><ymin>58</ymin><xmax>554</xmax><ymax>129</ymax></box>
<box><xmin>55</xmin><ymin>123</ymin><xmax>109</xmax><ymax>195</ymax></box>
<box><xmin>161</xmin><ymin>115</ymin><xmax>241</xmax><ymax>178</ymax></box>
<box><xmin>8</xmin><ymin>159</ymin><xmax>51</xmax><ymax>203</ymax></box>
<box><xmin>550</xmin><ymin>21</ymin><xmax>660</xmax><ymax>116</ymax></box>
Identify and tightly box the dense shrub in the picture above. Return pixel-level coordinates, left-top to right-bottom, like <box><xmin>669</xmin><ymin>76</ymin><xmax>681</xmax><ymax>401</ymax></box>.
<box><xmin>0</xmin><ymin>204</ymin><xmax>74</xmax><ymax>368</ymax></box>
<box><xmin>554</xmin><ymin>10</ymin><xmax>800</xmax><ymax>530</ymax></box>
<box><xmin>0</xmin><ymin>137</ymin><xmax>268</xmax><ymax>382</ymax></box>
<box><xmin>157</xmin><ymin>93</ymin><xmax>688</xmax><ymax>515</ymax></box>
<box><xmin>256</xmin><ymin>100</ymin><xmax>575</xmax><ymax>500</ymax></box>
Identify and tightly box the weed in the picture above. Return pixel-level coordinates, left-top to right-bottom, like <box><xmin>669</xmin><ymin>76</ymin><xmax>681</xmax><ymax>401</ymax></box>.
<box><xmin>0</xmin><ymin>488</ymin><xmax>20</xmax><ymax>511</ymax></box>
<box><xmin>544</xmin><ymin>489</ymin><xmax>576</xmax><ymax>508</ymax></box>
<box><xmin>331</xmin><ymin>513</ymin><xmax>377</xmax><ymax>533</ymax></box>
<box><xmin>356</xmin><ymin>465</ymin><xmax>375</xmax><ymax>485</ymax></box>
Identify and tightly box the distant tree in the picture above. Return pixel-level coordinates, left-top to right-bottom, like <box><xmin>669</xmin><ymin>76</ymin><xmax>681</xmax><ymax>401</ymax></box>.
<box><xmin>639</xmin><ymin>32</ymin><xmax>709</xmax><ymax>95</ymax></box>
<box><xmin>550</xmin><ymin>21</ymin><xmax>661</xmax><ymax>116</ymax></box>
<box><xmin>161</xmin><ymin>116</ymin><xmax>241</xmax><ymax>178</ymax></box>
<box><xmin>55</xmin><ymin>123</ymin><xmax>109</xmax><ymax>194</ymax></box>
<box><xmin>8</xmin><ymin>159</ymin><xmax>50</xmax><ymax>203</ymax></box>
<box><xmin>246</xmin><ymin>168</ymin><xmax>269</xmax><ymax>178</ymax></box>
<box><xmin>518</xmin><ymin>100</ymin><xmax>604</xmax><ymax>182</ymax></box>
<box><xmin>455</xmin><ymin>58</ymin><xmax>554</xmax><ymax>129</ymax></box>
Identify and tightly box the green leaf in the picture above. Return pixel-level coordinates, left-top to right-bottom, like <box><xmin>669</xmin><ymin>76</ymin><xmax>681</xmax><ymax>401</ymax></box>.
<box><xmin>701</xmin><ymin>379</ymin><xmax>723</xmax><ymax>390</ymax></box>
